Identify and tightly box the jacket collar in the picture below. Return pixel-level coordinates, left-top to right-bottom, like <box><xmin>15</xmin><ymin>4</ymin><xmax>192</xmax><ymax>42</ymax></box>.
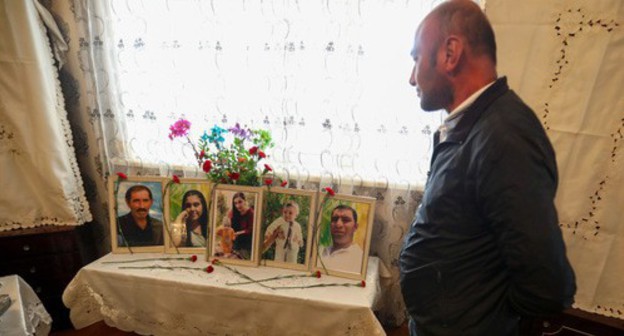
<box><xmin>443</xmin><ymin>77</ymin><xmax>509</xmax><ymax>144</ymax></box>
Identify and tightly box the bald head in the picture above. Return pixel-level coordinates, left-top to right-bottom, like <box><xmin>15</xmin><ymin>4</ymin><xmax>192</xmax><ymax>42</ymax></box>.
<box><xmin>409</xmin><ymin>0</ymin><xmax>498</xmax><ymax>112</ymax></box>
<box><xmin>424</xmin><ymin>0</ymin><xmax>497</xmax><ymax>64</ymax></box>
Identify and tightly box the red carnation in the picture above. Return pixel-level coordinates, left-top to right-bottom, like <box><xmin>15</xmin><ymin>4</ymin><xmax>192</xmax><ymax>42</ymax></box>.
<box><xmin>360</xmin><ymin>280</ymin><xmax>366</xmax><ymax>288</ymax></box>
<box><xmin>264</xmin><ymin>178</ymin><xmax>273</xmax><ymax>186</ymax></box>
<box><xmin>202</xmin><ymin>160</ymin><xmax>212</xmax><ymax>173</ymax></box>
<box><xmin>189</xmin><ymin>255</ymin><xmax>198</xmax><ymax>262</ymax></box>
<box><xmin>199</xmin><ymin>150</ymin><xmax>205</xmax><ymax>159</ymax></box>
<box><xmin>258</xmin><ymin>151</ymin><xmax>266</xmax><ymax>159</ymax></box>
<box><xmin>315</xmin><ymin>270</ymin><xmax>321</xmax><ymax>278</ymax></box>
<box><xmin>211</xmin><ymin>258</ymin><xmax>220</xmax><ymax>264</ymax></box>
<box><xmin>264</xmin><ymin>164</ymin><xmax>272</xmax><ymax>172</ymax></box>
<box><xmin>206</xmin><ymin>265</ymin><xmax>214</xmax><ymax>273</ymax></box>
<box><xmin>229</xmin><ymin>172</ymin><xmax>240</xmax><ymax>180</ymax></box>
<box><xmin>116</xmin><ymin>172</ymin><xmax>128</xmax><ymax>180</ymax></box>
<box><xmin>172</xmin><ymin>175</ymin><xmax>181</xmax><ymax>184</ymax></box>
<box><xmin>249</xmin><ymin>146</ymin><xmax>258</xmax><ymax>155</ymax></box>
<box><xmin>324</xmin><ymin>187</ymin><xmax>336</xmax><ymax>196</ymax></box>
<box><xmin>280</xmin><ymin>181</ymin><xmax>288</xmax><ymax>187</ymax></box>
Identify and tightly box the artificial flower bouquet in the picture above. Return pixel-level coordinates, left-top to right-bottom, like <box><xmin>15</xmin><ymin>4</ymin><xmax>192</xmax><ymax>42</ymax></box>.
<box><xmin>168</xmin><ymin>119</ymin><xmax>274</xmax><ymax>186</ymax></box>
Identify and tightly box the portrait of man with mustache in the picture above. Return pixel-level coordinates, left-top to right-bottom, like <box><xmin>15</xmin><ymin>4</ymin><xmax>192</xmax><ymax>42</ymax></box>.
<box><xmin>117</xmin><ymin>184</ymin><xmax>164</xmax><ymax>247</ymax></box>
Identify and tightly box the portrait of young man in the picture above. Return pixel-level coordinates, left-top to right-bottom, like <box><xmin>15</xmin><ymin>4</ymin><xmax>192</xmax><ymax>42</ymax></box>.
<box><xmin>319</xmin><ymin>204</ymin><xmax>364</xmax><ymax>274</ymax></box>
<box><xmin>315</xmin><ymin>196</ymin><xmax>375</xmax><ymax>279</ymax></box>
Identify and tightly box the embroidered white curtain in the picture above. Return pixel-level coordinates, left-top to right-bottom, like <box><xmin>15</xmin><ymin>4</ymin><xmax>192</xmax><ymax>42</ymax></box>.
<box><xmin>79</xmin><ymin>0</ymin><xmax>444</xmax><ymax>188</ymax></box>
<box><xmin>0</xmin><ymin>0</ymin><xmax>91</xmax><ymax>231</ymax></box>
<box><xmin>488</xmin><ymin>0</ymin><xmax>624</xmax><ymax>319</ymax></box>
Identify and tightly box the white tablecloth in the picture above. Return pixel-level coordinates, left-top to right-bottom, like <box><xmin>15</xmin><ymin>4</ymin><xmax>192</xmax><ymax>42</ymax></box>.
<box><xmin>0</xmin><ymin>275</ymin><xmax>52</xmax><ymax>336</ymax></box>
<box><xmin>62</xmin><ymin>253</ymin><xmax>384</xmax><ymax>335</ymax></box>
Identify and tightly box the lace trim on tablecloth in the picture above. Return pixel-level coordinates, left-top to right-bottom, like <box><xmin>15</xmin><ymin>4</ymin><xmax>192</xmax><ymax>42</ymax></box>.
<box><xmin>25</xmin><ymin>302</ymin><xmax>52</xmax><ymax>335</ymax></box>
<box><xmin>64</xmin><ymin>280</ymin><xmax>383</xmax><ymax>336</ymax></box>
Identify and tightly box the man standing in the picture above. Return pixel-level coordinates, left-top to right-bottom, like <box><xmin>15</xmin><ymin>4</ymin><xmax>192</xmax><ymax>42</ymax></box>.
<box><xmin>399</xmin><ymin>1</ymin><xmax>576</xmax><ymax>335</ymax></box>
<box><xmin>320</xmin><ymin>205</ymin><xmax>363</xmax><ymax>273</ymax></box>
<box><xmin>117</xmin><ymin>185</ymin><xmax>163</xmax><ymax>246</ymax></box>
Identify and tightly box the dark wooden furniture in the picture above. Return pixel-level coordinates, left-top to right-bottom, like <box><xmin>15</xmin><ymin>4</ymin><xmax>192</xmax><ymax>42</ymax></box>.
<box><xmin>0</xmin><ymin>226</ymin><xmax>92</xmax><ymax>331</ymax></box>
<box><xmin>520</xmin><ymin>308</ymin><xmax>624</xmax><ymax>335</ymax></box>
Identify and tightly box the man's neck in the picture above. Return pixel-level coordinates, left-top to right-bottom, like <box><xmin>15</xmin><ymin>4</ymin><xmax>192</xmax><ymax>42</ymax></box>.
<box><xmin>133</xmin><ymin>216</ymin><xmax>149</xmax><ymax>230</ymax></box>
<box><xmin>331</xmin><ymin>242</ymin><xmax>352</xmax><ymax>252</ymax></box>
<box><xmin>446</xmin><ymin>60</ymin><xmax>497</xmax><ymax>112</ymax></box>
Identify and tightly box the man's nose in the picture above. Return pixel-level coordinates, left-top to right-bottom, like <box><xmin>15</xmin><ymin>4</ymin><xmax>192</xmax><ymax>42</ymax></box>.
<box><xmin>409</xmin><ymin>66</ymin><xmax>417</xmax><ymax>86</ymax></box>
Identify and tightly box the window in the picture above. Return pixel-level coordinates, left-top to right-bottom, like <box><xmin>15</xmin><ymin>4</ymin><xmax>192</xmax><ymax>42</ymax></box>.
<box><xmin>95</xmin><ymin>0</ymin><xmax>443</xmax><ymax>187</ymax></box>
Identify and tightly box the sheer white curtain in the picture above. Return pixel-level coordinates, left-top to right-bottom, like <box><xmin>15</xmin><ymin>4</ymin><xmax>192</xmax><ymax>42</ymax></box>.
<box><xmin>86</xmin><ymin>0</ymin><xmax>443</xmax><ymax>187</ymax></box>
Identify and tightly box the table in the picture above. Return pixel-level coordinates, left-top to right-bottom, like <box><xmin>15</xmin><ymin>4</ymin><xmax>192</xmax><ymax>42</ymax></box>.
<box><xmin>62</xmin><ymin>253</ymin><xmax>384</xmax><ymax>336</ymax></box>
<box><xmin>0</xmin><ymin>275</ymin><xmax>52</xmax><ymax>336</ymax></box>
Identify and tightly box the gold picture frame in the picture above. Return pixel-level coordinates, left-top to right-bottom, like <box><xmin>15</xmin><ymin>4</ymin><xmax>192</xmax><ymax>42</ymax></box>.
<box><xmin>259</xmin><ymin>187</ymin><xmax>317</xmax><ymax>271</ymax></box>
<box><xmin>311</xmin><ymin>193</ymin><xmax>375</xmax><ymax>280</ymax></box>
<box><xmin>163</xmin><ymin>178</ymin><xmax>213</xmax><ymax>254</ymax></box>
<box><xmin>108</xmin><ymin>175</ymin><xmax>166</xmax><ymax>253</ymax></box>
<box><xmin>207</xmin><ymin>184</ymin><xmax>263</xmax><ymax>266</ymax></box>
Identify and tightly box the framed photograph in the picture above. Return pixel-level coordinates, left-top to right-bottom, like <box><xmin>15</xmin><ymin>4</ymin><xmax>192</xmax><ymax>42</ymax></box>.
<box><xmin>208</xmin><ymin>185</ymin><xmax>263</xmax><ymax>266</ymax></box>
<box><xmin>108</xmin><ymin>175</ymin><xmax>166</xmax><ymax>253</ymax></box>
<box><xmin>163</xmin><ymin>178</ymin><xmax>213</xmax><ymax>254</ymax></box>
<box><xmin>311</xmin><ymin>194</ymin><xmax>375</xmax><ymax>280</ymax></box>
<box><xmin>260</xmin><ymin>188</ymin><xmax>316</xmax><ymax>271</ymax></box>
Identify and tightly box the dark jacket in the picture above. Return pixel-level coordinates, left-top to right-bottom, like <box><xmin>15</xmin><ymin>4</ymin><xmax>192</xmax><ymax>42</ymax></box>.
<box><xmin>399</xmin><ymin>78</ymin><xmax>576</xmax><ymax>336</ymax></box>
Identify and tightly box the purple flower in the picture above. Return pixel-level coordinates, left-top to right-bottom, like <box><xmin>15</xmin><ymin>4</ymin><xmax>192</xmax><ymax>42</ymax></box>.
<box><xmin>228</xmin><ymin>123</ymin><xmax>251</xmax><ymax>140</ymax></box>
<box><xmin>168</xmin><ymin>119</ymin><xmax>191</xmax><ymax>140</ymax></box>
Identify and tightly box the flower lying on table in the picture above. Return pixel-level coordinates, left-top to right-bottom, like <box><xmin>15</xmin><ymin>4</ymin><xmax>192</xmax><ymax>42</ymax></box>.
<box><xmin>169</xmin><ymin>119</ymin><xmax>277</xmax><ymax>186</ymax></box>
<box><xmin>109</xmin><ymin>257</ymin><xmax>366</xmax><ymax>290</ymax></box>
<box><xmin>102</xmin><ymin>255</ymin><xmax>199</xmax><ymax>264</ymax></box>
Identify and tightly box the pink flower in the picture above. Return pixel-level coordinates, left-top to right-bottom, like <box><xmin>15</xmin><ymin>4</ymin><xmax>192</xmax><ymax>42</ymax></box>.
<box><xmin>264</xmin><ymin>178</ymin><xmax>273</xmax><ymax>186</ymax></box>
<box><xmin>172</xmin><ymin>175</ymin><xmax>181</xmax><ymax>184</ymax></box>
<box><xmin>324</xmin><ymin>187</ymin><xmax>336</xmax><ymax>196</ymax></box>
<box><xmin>206</xmin><ymin>265</ymin><xmax>214</xmax><ymax>273</ymax></box>
<box><xmin>116</xmin><ymin>172</ymin><xmax>128</xmax><ymax>180</ymax></box>
<box><xmin>258</xmin><ymin>151</ymin><xmax>266</xmax><ymax>159</ymax></box>
<box><xmin>249</xmin><ymin>146</ymin><xmax>258</xmax><ymax>155</ymax></box>
<box><xmin>264</xmin><ymin>164</ymin><xmax>272</xmax><ymax>172</ymax></box>
<box><xmin>168</xmin><ymin>119</ymin><xmax>191</xmax><ymax>140</ymax></box>
<box><xmin>202</xmin><ymin>160</ymin><xmax>212</xmax><ymax>173</ymax></box>
<box><xmin>189</xmin><ymin>255</ymin><xmax>197</xmax><ymax>262</ymax></box>
<box><xmin>280</xmin><ymin>181</ymin><xmax>288</xmax><ymax>187</ymax></box>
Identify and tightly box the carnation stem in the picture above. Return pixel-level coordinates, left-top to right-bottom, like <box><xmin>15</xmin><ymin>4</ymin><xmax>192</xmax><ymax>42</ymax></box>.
<box><xmin>102</xmin><ymin>257</ymin><xmax>189</xmax><ymax>264</ymax></box>
<box><xmin>226</xmin><ymin>273</ymin><xmax>311</xmax><ymax>286</ymax></box>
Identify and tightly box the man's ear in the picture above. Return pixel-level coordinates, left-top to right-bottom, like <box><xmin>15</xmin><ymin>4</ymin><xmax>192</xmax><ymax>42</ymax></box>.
<box><xmin>442</xmin><ymin>35</ymin><xmax>463</xmax><ymax>74</ymax></box>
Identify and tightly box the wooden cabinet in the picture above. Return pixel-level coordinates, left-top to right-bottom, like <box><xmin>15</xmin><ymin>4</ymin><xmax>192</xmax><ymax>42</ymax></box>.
<box><xmin>520</xmin><ymin>309</ymin><xmax>624</xmax><ymax>336</ymax></box>
<box><xmin>0</xmin><ymin>226</ymin><xmax>90</xmax><ymax>331</ymax></box>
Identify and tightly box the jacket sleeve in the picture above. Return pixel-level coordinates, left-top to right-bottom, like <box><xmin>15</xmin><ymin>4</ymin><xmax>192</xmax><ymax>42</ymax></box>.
<box><xmin>475</xmin><ymin>120</ymin><xmax>576</xmax><ymax>317</ymax></box>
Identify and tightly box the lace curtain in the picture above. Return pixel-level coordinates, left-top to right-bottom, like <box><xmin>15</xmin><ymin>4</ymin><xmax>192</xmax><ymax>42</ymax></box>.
<box><xmin>83</xmin><ymin>0</ymin><xmax>444</xmax><ymax>187</ymax></box>
<box><xmin>0</xmin><ymin>0</ymin><xmax>91</xmax><ymax>231</ymax></box>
